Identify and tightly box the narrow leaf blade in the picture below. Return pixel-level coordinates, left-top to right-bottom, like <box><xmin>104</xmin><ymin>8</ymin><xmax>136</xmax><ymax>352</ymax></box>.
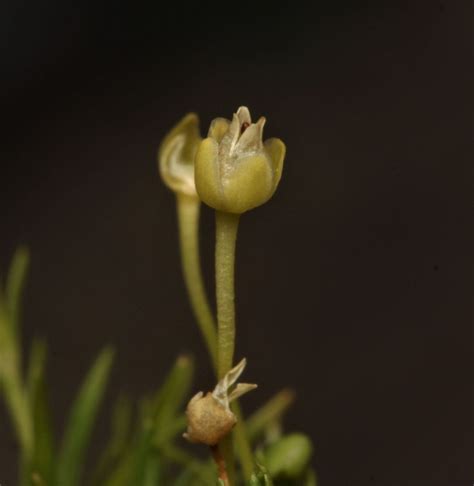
<box><xmin>56</xmin><ymin>347</ymin><xmax>114</xmax><ymax>486</ymax></box>
<box><xmin>6</xmin><ymin>246</ymin><xmax>30</xmax><ymax>336</ymax></box>
<box><xmin>90</xmin><ymin>394</ymin><xmax>132</xmax><ymax>486</ymax></box>
<box><xmin>25</xmin><ymin>340</ymin><xmax>54</xmax><ymax>485</ymax></box>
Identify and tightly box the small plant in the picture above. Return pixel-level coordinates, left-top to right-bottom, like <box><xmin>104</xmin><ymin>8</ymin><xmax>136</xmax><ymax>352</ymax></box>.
<box><xmin>0</xmin><ymin>107</ymin><xmax>316</xmax><ymax>485</ymax></box>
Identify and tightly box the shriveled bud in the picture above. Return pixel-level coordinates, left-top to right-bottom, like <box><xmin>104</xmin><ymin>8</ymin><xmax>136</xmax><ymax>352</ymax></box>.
<box><xmin>184</xmin><ymin>358</ymin><xmax>257</xmax><ymax>446</ymax></box>
<box><xmin>195</xmin><ymin>106</ymin><xmax>285</xmax><ymax>214</ymax></box>
<box><xmin>184</xmin><ymin>391</ymin><xmax>236</xmax><ymax>446</ymax></box>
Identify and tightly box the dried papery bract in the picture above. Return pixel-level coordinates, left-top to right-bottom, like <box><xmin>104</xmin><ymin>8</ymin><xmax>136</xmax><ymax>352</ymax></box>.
<box><xmin>158</xmin><ymin>112</ymin><xmax>201</xmax><ymax>197</ymax></box>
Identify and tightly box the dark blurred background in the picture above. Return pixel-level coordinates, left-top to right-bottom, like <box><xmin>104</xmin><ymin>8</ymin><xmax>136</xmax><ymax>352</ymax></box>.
<box><xmin>0</xmin><ymin>0</ymin><xmax>471</xmax><ymax>484</ymax></box>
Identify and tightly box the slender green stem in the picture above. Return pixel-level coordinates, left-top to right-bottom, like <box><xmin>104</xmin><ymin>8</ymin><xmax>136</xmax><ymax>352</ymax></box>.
<box><xmin>177</xmin><ymin>194</ymin><xmax>217</xmax><ymax>368</ymax></box>
<box><xmin>176</xmin><ymin>202</ymin><xmax>254</xmax><ymax>481</ymax></box>
<box><xmin>215</xmin><ymin>211</ymin><xmax>240</xmax><ymax>380</ymax></box>
<box><xmin>214</xmin><ymin>211</ymin><xmax>257</xmax><ymax>482</ymax></box>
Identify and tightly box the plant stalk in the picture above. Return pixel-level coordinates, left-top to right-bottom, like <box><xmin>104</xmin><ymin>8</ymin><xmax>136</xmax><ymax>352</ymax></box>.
<box><xmin>176</xmin><ymin>203</ymin><xmax>254</xmax><ymax>481</ymax></box>
<box><xmin>215</xmin><ymin>210</ymin><xmax>246</xmax><ymax>484</ymax></box>
<box><xmin>215</xmin><ymin>211</ymin><xmax>240</xmax><ymax>380</ymax></box>
<box><xmin>211</xmin><ymin>444</ymin><xmax>230</xmax><ymax>485</ymax></box>
<box><xmin>177</xmin><ymin>194</ymin><xmax>217</xmax><ymax>368</ymax></box>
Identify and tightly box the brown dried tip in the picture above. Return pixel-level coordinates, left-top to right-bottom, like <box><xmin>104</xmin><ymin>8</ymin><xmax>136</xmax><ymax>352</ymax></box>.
<box><xmin>240</xmin><ymin>121</ymin><xmax>250</xmax><ymax>134</ymax></box>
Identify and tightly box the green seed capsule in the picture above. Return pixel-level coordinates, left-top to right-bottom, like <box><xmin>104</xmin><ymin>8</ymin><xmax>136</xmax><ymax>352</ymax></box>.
<box><xmin>195</xmin><ymin>106</ymin><xmax>285</xmax><ymax>214</ymax></box>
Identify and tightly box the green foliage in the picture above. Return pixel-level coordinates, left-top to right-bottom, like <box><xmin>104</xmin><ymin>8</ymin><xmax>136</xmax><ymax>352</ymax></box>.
<box><xmin>0</xmin><ymin>249</ymin><xmax>117</xmax><ymax>486</ymax></box>
<box><xmin>245</xmin><ymin>389</ymin><xmax>295</xmax><ymax>443</ymax></box>
<box><xmin>248</xmin><ymin>464</ymin><xmax>274</xmax><ymax>486</ymax></box>
<box><xmin>264</xmin><ymin>433</ymin><xmax>313</xmax><ymax>480</ymax></box>
<box><xmin>25</xmin><ymin>340</ymin><xmax>54</xmax><ymax>485</ymax></box>
<box><xmin>2</xmin><ymin>126</ymin><xmax>317</xmax><ymax>486</ymax></box>
<box><xmin>97</xmin><ymin>355</ymin><xmax>203</xmax><ymax>486</ymax></box>
<box><xmin>56</xmin><ymin>347</ymin><xmax>114</xmax><ymax>486</ymax></box>
<box><xmin>0</xmin><ymin>248</ymin><xmax>34</xmax><ymax>462</ymax></box>
<box><xmin>0</xmin><ymin>246</ymin><xmax>317</xmax><ymax>485</ymax></box>
<box><xmin>6</xmin><ymin>246</ymin><xmax>29</xmax><ymax>340</ymax></box>
<box><xmin>90</xmin><ymin>395</ymin><xmax>132</xmax><ymax>485</ymax></box>
<box><xmin>250</xmin><ymin>441</ymin><xmax>317</xmax><ymax>486</ymax></box>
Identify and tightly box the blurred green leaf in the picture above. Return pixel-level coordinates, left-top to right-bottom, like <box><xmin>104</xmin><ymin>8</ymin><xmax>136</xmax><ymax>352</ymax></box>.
<box><xmin>90</xmin><ymin>395</ymin><xmax>132</xmax><ymax>486</ymax></box>
<box><xmin>161</xmin><ymin>444</ymin><xmax>215</xmax><ymax>483</ymax></box>
<box><xmin>0</xmin><ymin>291</ymin><xmax>33</xmax><ymax>461</ymax></box>
<box><xmin>102</xmin><ymin>355</ymin><xmax>194</xmax><ymax>486</ymax></box>
<box><xmin>248</xmin><ymin>462</ymin><xmax>274</xmax><ymax>486</ymax></box>
<box><xmin>6</xmin><ymin>246</ymin><xmax>30</xmax><ymax>340</ymax></box>
<box><xmin>152</xmin><ymin>354</ymin><xmax>194</xmax><ymax>445</ymax></box>
<box><xmin>101</xmin><ymin>450</ymin><xmax>134</xmax><ymax>486</ymax></box>
<box><xmin>173</xmin><ymin>467</ymin><xmax>206</xmax><ymax>486</ymax></box>
<box><xmin>108</xmin><ymin>402</ymin><xmax>164</xmax><ymax>485</ymax></box>
<box><xmin>56</xmin><ymin>347</ymin><xmax>114</xmax><ymax>486</ymax></box>
<box><xmin>264</xmin><ymin>433</ymin><xmax>313</xmax><ymax>480</ymax></box>
<box><xmin>24</xmin><ymin>340</ymin><xmax>54</xmax><ymax>485</ymax></box>
<box><xmin>303</xmin><ymin>468</ymin><xmax>318</xmax><ymax>486</ymax></box>
<box><xmin>246</xmin><ymin>389</ymin><xmax>295</xmax><ymax>444</ymax></box>
<box><xmin>248</xmin><ymin>476</ymin><xmax>260</xmax><ymax>486</ymax></box>
<box><xmin>142</xmin><ymin>454</ymin><xmax>161</xmax><ymax>486</ymax></box>
<box><xmin>135</xmin><ymin>354</ymin><xmax>194</xmax><ymax>482</ymax></box>
<box><xmin>0</xmin><ymin>292</ymin><xmax>16</xmax><ymax>381</ymax></box>
<box><xmin>248</xmin><ymin>474</ymin><xmax>273</xmax><ymax>486</ymax></box>
<box><xmin>155</xmin><ymin>414</ymin><xmax>186</xmax><ymax>445</ymax></box>
<box><xmin>129</xmin><ymin>404</ymin><xmax>157</xmax><ymax>485</ymax></box>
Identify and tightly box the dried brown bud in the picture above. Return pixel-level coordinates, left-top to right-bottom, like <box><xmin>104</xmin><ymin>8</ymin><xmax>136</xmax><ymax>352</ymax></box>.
<box><xmin>184</xmin><ymin>391</ymin><xmax>236</xmax><ymax>446</ymax></box>
<box><xmin>183</xmin><ymin>358</ymin><xmax>257</xmax><ymax>446</ymax></box>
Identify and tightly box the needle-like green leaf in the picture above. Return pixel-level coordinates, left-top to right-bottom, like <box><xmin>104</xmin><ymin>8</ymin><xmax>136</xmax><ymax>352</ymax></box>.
<box><xmin>142</xmin><ymin>454</ymin><xmax>161</xmax><ymax>486</ymax></box>
<box><xmin>246</xmin><ymin>389</ymin><xmax>295</xmax><ymax>443</ymax></box>
<box><xmin>0</xmin><ymin>291</ymin><xmax>33</xmax><ymax>461</ymax></box>
<box><xmin>56</xmin><ymin>347</ymin><xmax>114</xmax><ymax>486</ymax></box>
<box><xmin>24</xmin><ymin>339</ymin><xmax>54</xmax><ymax>485</ymax></box>
<box><xmin>6</xmin><ymin>246</ymin><xmax>30</xmax><ymax>341</ymax></box>
<box><xmin>248</xmin><ymin>462</ymin><xmax>274</xmax><ymax>486</ymax></box>
<box><xmin>152</xmin><ymin>354</ymin><xmax>194</xmax><ymax>445</ymax></box>
<box><xmin>90</xmin><ymin>394</ymin><xmax>132</xmax><ymax>486</ymax></box>
<box><xmin>102</xmin><ymin>355</ymin><xmax>194</xmax><ymax>485</ymax></box>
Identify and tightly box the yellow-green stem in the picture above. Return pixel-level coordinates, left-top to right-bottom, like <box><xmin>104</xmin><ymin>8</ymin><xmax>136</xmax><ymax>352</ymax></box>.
<box><xmin>215</xmin><ymin>211</ymin><xmax>256</xmax><ymax>482</ymax></box>
<box><xmin>176</xmin><ymin>202</ymin><xmax>253</xmax><ymax>481</ymax></box>
<box><xmin>215</xmin><ymin>211</ymin><xmax>240</xmax><ymax>380</ymax></box>
<box><xmin>177</xmin><ymin>194</ymin><xmax>217</xmax><ymax>368</ymax></box>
